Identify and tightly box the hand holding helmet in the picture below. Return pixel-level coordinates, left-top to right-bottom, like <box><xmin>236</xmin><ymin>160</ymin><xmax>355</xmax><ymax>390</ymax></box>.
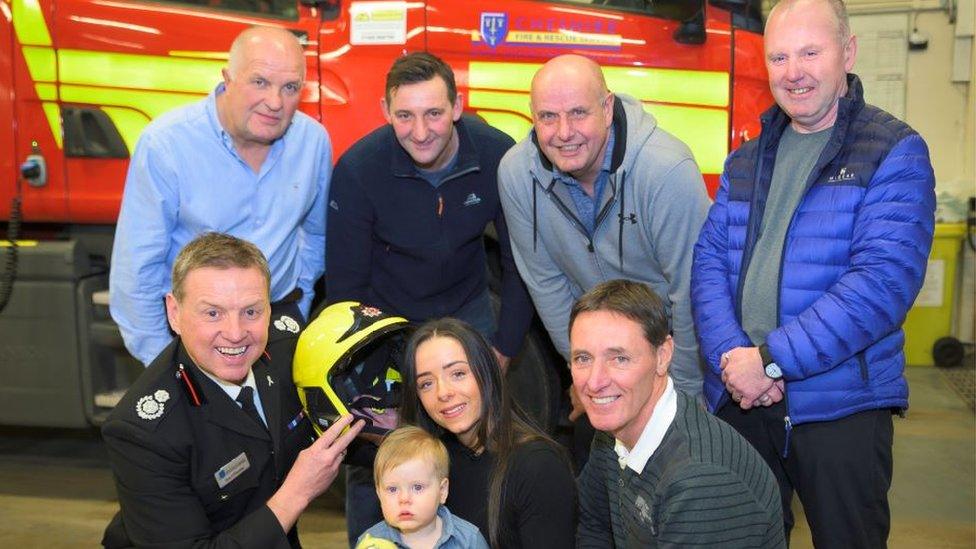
<box><xmin>293</xmin><ymin>302</ymin><xmax>411</xmax><ymax>438</ymax></box>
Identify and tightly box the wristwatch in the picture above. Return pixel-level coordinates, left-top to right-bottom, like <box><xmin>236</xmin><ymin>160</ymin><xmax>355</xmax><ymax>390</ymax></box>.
<box><xmin>758</xmin><ymin>344</ymin><xmax>783</xmax><ymax>380</ymax></box>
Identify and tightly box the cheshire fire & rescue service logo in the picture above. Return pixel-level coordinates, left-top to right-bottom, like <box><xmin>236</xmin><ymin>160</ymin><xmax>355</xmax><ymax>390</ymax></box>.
<box><xmin>480</xmin><ymin>12</ymin><xmax>508</xmax><ymax>48</ymax></box>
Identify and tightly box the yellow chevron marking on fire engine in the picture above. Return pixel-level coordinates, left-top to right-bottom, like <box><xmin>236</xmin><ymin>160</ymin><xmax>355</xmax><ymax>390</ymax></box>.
<box><xmin>59</xmin><ymin>85</ymin><xmax>202</xmax><ymax>118</ymax></box>
<box><xmin>468</xmin><ymin>61</ymin><xmax>728</xmax><ymax>107</ymax></box>
<box><xmin>12</xmin><ymin>0</ymin><xmax>61</xmax><ymax>147</ymax></box>
<box><xmin>467</xmin><ymin>90</ymin><xmax>528</xmax><ymax>118</ymax></box>
<box><xmin>34</xmin><ymin>83</ymin><xmax>57</xmax><ymax>101</ymax></box>
<box><xmin>604</xmin><ymin>66</ymin><xmax>728</xmax><ymax>108</ymax></box>
<box><xmin>469</xmin><ymin>90</ymin><xmax>728</xmax><ymax>173</ymax></box>
<box><xmin>12</xmin><ymin>0</ymin><xmax>229</xmax><ymax>151</ymax></box>
<box><xmin>58</xmin><ymin>50</ymin><xmax>223</xmax><ymax>94</ymax></box>
<box><xmin>646</xmin><ymin>105</ymin><xmax>727</xmax><ymax>173</ymax></box>
<box><xmin>468</xmin><ymin>61</ymin><xmax>730</xmax><ymax>173</ymax></box>
<box><xmin>41</xmin><ymin>102</ymin><xmax>62</xmax><ymax>148</ymax></box>
<box><xmin>477</xmin><ymin>112</ymin><xmax>532</xmax><ymax>142</ymax></box>
<box><xmin>54</xmin><ymin>48</ymin><xmax>223</xmax><ymax>148</ymax></box>
<box><xmin>12</xmin><ymin>0</ymin><xmax>51</xmax><ymax>46</ymax></box>
<box><xmin>169</xmin><ymin>50</ymin><xmax>231</xmax><ymax>60</ymax></box>
<box><xmin>100</xmin><ymin>107</ymin><xmax>152</xmax><ymax>154</ymax></box>
<box><xmin>59</xmin><ymin>85</ymin><xmax>205</xmax><ymax>147</ymax></box>
<box><xmin>22</xmin><ymin>45</ymin><xmax>56</xmax><ymax>82</ymax></box>
<box><xmin>468</xmin><ymin>62</ymin><xmax>535</xmax><ymax>92</ymax></box>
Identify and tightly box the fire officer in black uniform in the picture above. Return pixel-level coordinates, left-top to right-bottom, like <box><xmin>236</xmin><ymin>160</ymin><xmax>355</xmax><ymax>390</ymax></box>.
<box><xmin>101</xmin><ymin>232</ymin><xmax>363</xmax><ymax>548</ymax></box>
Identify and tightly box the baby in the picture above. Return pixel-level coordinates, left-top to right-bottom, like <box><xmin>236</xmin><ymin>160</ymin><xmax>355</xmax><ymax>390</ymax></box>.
<box><xmin>355</xmin><ymin>425</ymin><xmax>487</xmax><ymax>549</ymax></box>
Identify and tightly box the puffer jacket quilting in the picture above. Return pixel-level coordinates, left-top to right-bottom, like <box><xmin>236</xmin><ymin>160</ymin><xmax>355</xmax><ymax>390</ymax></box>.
<box><xmin>692</xmin><ymin>75</ymin><xmax>936</xmax><ymax>425</ymax></box>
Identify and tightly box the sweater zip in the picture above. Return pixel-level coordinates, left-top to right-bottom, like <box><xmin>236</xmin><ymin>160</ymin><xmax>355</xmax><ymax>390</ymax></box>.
<box><xmin>782</xmin><ymin>412</ymin><xmax>793</xmax><ymax>458</ymax></box>
<box><xmin>537</xmin><ymin>176</ymin><xmax>598</xmax><ymax>252</ymax></box>
<box><xmin>535</xmin><ymin>173</ymin><xmax>620</xmax><ymax>254</ymax></box>
<box><xmin>439</xmin><ymin>166</ymin><xmax>478</xmax><ymax>186</ymax></box>
<box><xmin>592</xmin><ymin>173</ymin><xmax>618</xmax><ymax>235</ymax></box>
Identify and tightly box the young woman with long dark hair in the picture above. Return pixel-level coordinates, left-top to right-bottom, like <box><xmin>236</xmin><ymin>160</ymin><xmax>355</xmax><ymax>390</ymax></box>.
<box><xmin>399</xmin><ymin>318</ymin><xmax>576</xmax><ymax>548</ymax></box>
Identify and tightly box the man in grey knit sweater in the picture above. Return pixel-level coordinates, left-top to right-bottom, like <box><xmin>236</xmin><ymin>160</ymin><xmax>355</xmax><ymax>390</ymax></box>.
<box><xmin>570</xmin><ymin>280</ymin><xmax>784</xmax><ymax>548</ymax></box>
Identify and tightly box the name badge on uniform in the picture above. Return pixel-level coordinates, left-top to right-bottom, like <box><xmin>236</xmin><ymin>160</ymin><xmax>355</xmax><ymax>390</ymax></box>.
<box><xmin>215</xmin><ymin>452</ymin><xmax>250</xmax><ymax>489</ymax></box>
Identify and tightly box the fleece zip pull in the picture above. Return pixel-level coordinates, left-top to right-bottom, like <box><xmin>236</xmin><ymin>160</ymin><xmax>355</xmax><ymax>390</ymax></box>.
<box><xmin>530</xmin><ymin>172</ymin><xmax>628</xmax><ymax>267</ymax></box>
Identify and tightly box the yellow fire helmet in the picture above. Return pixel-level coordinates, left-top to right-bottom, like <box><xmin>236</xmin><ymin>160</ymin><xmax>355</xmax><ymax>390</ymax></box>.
<box><xmin>354</xmin><ymin>534</ymin><xmax>399</xmax><ymax>549</ymax></box>
<box><xmin>293</xmin><ymin>301</ymin><xmax>411</xmax><ymax>437</ymax></box>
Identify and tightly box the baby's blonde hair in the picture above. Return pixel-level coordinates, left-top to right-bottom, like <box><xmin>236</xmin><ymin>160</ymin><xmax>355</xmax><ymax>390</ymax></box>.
<box><xmin>373</xmin><ymin>425</ymin><xmax>449</xmax><ymax>486</ymax></box>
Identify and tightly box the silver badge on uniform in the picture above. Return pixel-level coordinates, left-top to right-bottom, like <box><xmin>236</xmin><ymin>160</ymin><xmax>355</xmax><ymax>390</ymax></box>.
<box><xmin>273</xmin><ymin>315</ymin><xmax>300</xmax><ymax>333</ymax></box>
<box><xmin>215</xmin><ymin>452</ymin><xmax>251</xmax><ymax>488</ymax></box>
<box><xmin>136</xmin><ymin>389</ymin><xmax>170</xmax><ymax>420</ymax></box>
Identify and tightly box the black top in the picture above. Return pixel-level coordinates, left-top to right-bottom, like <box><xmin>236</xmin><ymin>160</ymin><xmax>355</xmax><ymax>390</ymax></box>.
<box><xmin>442</xmin><ymin>435</ymin><xmax>577</xmax><ymax>548</ymax></box>
<box><xmin>326</xmin><ymin>116</ymin><xmax>532</xmax><ymax>356</ymax></box>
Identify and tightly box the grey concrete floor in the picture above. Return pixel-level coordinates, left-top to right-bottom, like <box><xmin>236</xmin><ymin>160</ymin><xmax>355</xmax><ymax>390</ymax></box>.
<box><xmin>0</xmin><ymin>365</ymin><xmax>972</xmax><ymax>548</ymax></box>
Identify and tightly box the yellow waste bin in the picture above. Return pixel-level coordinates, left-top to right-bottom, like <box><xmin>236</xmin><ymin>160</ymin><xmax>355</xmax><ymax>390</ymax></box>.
<box><xmin>903</xmin><ymin>223</ymin><xmax>967</xmax><ymax>366</ymax></box>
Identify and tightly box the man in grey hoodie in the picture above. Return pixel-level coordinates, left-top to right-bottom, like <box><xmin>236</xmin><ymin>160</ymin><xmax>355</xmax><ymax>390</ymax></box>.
<box><xmin>498</xmin><ymin>55</ymin><xmax>710</xmax><ymax>405</ymax></box>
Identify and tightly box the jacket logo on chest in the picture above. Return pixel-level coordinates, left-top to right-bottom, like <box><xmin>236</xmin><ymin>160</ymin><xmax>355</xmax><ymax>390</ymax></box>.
<box><xmin>462</xmin><ymin>193</ymin><xmax>482</xmax><ymax>207</ymax></box>
<box><xmin>827</xmin><ymin>166</ymin><xmax>857</xmax><ymax>183</ymax></box>
<box><xmin>635</xmin><ymin>494</ymin><xmax>654</xmax><ymax>526</ymax></box>
<box><xmin>619</xmin><ymin>212</ymin><xmax>637</xmax><ymax>224</ymax></box>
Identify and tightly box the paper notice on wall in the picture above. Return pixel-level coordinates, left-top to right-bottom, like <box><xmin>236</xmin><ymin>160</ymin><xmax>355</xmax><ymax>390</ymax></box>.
<box><xmin>350</xmin><ymin>2</ymin><xmax>407</xmax><ymax>45</ymax></box>
<box><xmin>914</xmin><ymin>259</ymin><xmax>946</xmax><ymax>307</ymax></box>
<box><xmin>850</xmin><ymin>14</ymin><xmax>908</xmax><ymax>119</ymax></box>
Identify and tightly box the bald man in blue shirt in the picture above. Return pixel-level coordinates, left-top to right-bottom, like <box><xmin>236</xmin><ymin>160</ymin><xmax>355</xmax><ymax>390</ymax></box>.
<box><xmin>110</xmin><ymin>26</ymin><xmax>330</xmax><ymax>365</ymax></box>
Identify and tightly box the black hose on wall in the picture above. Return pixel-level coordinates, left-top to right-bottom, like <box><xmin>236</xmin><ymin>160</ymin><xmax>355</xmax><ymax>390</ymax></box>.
<box><xmin>0</xmin><ymin>195</ymin><xmax>21</xmax><ymax>314</ymax></box>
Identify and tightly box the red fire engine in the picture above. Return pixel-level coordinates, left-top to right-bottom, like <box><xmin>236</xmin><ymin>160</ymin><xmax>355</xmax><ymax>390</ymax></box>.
<box><xmin>0</xmin><ymin>0</ymin><xmax>771</xmax><ymax>427</ymax></box>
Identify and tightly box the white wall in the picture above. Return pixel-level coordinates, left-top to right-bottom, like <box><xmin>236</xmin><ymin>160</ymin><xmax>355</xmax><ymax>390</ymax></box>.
<box><xmin>903</xmin><ymin>11</ymin><xmax>974</xmax><ymax>221</ymax></box>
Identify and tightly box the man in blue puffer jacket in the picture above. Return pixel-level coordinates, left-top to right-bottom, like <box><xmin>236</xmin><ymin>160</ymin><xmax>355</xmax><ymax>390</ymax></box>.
<box><xmin>691</xmin><ymin>0</ymin><xmax>935</xmax><ymax>547</ymax></box>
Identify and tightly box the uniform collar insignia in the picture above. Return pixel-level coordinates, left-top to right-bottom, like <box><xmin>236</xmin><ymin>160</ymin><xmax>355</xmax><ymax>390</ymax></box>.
<box><xmin>273</xmin><ymin>315</ymin><xmax>300</xmax><ymax>333</ymax></box>
<box><xmin>136</xmin><ymin>389</ymin><xmax>170</xmax><ymax>420</ymax></box>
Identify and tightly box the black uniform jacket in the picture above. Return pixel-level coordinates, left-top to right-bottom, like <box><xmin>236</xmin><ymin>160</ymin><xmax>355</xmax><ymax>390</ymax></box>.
<box><xmin>101</xmin><ymin>333</ymin><xmax>315</xmax><ymax>548</ymax></box>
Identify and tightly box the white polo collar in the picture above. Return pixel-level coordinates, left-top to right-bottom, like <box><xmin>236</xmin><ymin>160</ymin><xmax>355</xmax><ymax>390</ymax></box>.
<box><xmin>614</xmin><ymin>376</ymin><xmax>677</xmax><ymax>473</ymax></box>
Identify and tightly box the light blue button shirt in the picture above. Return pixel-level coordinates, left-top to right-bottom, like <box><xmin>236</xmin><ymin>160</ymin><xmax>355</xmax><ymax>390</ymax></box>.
<box><xmin>110</xmin><ymin>84</ymin><xmax>331</xmax><ymax>365</ymax></box>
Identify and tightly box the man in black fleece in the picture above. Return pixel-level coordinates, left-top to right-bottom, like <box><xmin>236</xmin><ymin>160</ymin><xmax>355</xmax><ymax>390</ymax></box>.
<box><xmin>326</xmin><ymin>52</ymin><xmax>531</xmax><ymax>370</ymax></box>
<box><xmin>325</xmin><ymin>52</ymin><xmax>533</xmax><ymax>544</ymax></box>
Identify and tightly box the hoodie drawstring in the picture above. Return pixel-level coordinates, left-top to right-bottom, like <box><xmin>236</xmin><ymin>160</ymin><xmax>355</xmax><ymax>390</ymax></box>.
<box><xmin>617</xmin><ymin>170</ymin><xmax>626</xmax><ymax>271</ymax></box>
<box><xmin>531</xmin><ymin>176</ymin><xmax>538</xmax><ymax>253</ymax></box>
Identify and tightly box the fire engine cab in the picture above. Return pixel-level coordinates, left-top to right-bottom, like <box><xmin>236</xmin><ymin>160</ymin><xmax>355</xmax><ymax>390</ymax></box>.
<box><xmin>0</xmin><ymin>0</ymin><xmax>770</xmax><ymax>428</ymax></box>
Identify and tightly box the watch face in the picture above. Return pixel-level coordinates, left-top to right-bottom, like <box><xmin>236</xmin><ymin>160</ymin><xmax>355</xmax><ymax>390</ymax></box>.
<box><xmin>765</xmin><ymin>363</ymin><xmax>783</xmax><ymax>379</ymax></box>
